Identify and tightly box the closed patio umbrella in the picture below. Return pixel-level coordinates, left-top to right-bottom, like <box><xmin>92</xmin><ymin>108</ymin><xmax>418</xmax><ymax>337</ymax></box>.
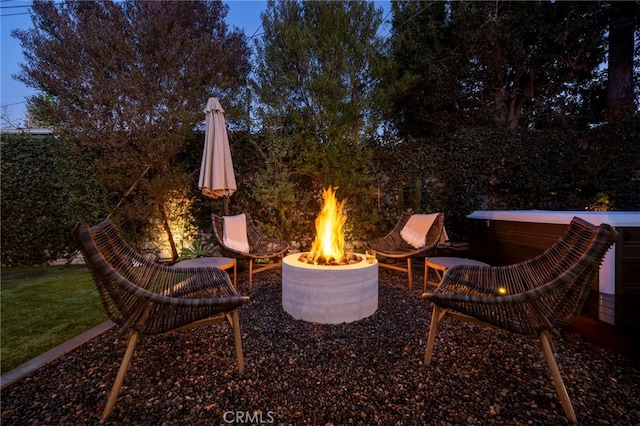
<box><xmin>198</xmin><ymin>97</ymin><xmax>237</xmax><ymax>214</ymax></box>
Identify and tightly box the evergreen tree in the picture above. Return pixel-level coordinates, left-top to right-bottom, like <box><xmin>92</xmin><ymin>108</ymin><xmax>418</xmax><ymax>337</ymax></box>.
<box><xmin>252</xmin><ymin>0</ymin><xmax>386</xmax><ymax>241</ymax></box>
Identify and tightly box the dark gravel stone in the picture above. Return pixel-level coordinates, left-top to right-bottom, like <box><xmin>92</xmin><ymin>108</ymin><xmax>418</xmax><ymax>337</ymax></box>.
<box><xmin>1</xmin><ymin>269</ymin><xmax>639</xmax><ymax>425</ymax></box>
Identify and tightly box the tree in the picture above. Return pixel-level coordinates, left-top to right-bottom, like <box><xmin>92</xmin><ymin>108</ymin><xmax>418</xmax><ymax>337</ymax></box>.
<box><xmin>13</xmin><ymin>0</ymin><xmax>251</xmax><ymax>259</ymax></box>
<box><xmin>465</xmin><ymin>1</ymin><xmax>607</xmax><ymax>130</ymax></box>
<box><xmin>382</xmin><ymin>0</ymin><xmax>456</xmax><ymax>138</ymax></box>
<box><xmin>386</xmin><ymin>1</ymin><xmax>614</xmax><ymax>136</ymax></box>
<box><xmin>252</xmin><ymin>0</ymin><xmax>386</xmax><ymax>242</ymax></box>
<box><xmin>606</xmin><ymin>1</ymin><xmax>639</xmax><ymax>120</ymax></box>
<box><xmin>379</xmin><ymin>1</ymin><xmax>638</xmax><ymax>237</ymax></box>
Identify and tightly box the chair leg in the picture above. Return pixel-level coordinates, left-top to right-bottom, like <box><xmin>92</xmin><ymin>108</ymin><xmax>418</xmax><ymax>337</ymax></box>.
<box><xmin>423</xmin><ymin>257</ymin><xmax>428</xmax><ymax>293</ymax></box>
<box><xmin>102</xmin><ymin>331</ymin><xmax>140</xmax><ymax>420</ymax></box>
<box><xmin>232</xmin><ymin>260</ymin><xmax>237</xmax><ymax>289</ymax></box>
<box><xmin>424</xmin><ymin>305</ymin><xmax>442</xmax><ymax>365</ymax></box>
<box><xmin>538</xmin><ymin>330</ymin><xmax>577</xmax><ymax>424</ymax></box>
<box><xmin>407</xmin><ymin>258</ymin><xmax>413</xmax><ymax>291</ymax></box>
<box><xmin>230</xmin><ymin>310</ymin><xmax>244</xmax><ymax>373</ymax></box>
<box><xmin>249</xmin><ymin>259</ymin><xmax>254</xmax><ymax>290</ymax></box>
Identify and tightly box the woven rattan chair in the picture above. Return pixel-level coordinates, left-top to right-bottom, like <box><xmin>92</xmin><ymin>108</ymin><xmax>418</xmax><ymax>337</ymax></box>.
<box><xmin>212</xmin><ymin>213</ymin><xmax>289</xmax><ymax>290</ymax></box>
<box><xmin>73</xmin><ymin>220</ymin><xmax>250</xmax><ymax>420</ymax></box>
<box><xmin>422</xmin><ymin>217</ymin><xmax>618</xmax><ymax>424</ymax></box>
<box><xmin>365</xmin><ymin>212</ymin><xmax>444</xmax><ymax>291</ymax></box>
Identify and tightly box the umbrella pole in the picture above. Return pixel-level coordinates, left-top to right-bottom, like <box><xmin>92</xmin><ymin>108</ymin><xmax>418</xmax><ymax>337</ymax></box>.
<box><xmin>223</xmin><ymin>195</ymin><xmax>230</xmax><ymax>215</ymax></box>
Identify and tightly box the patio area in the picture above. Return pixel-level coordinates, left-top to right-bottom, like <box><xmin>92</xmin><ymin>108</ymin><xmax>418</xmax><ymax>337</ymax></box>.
<box><xmin>1</xmin><ymin>268</ymin><xmax>639</xmax><ymax>424</ymax></box>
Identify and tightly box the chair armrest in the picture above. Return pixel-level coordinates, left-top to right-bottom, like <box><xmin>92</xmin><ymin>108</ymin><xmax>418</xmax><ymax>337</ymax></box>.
<box><xmin>106</xmin><ymin>263</ymin><xmax>247</xmax><ymax>307</ymax></box>
<box><xmin>424</xmin><ymin>264</ymin><xmax>553</xmax><ymax>306</ymax></box>
<box><xmin>164</xmin><ymin>268</ymin><xmax>236</xmax><ymax>297</ymax></box>
<box><xmin>429</xmin><ymin>265</ymin><xmax>501</xmax><ymax>296</ymax></box>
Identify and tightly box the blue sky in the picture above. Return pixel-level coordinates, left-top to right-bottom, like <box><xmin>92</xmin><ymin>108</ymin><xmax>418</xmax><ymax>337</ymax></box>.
<box><xmin>1</xmin><ymin>1</ymin><xmax>390</xmax><ymax>128</ymax></box>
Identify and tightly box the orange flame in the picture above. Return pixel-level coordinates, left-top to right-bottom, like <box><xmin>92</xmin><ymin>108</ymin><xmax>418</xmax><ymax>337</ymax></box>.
<box><xmin>309</xmin><ymin>187</ymin><xmax>347</xmax><ymax>264</ymax></box>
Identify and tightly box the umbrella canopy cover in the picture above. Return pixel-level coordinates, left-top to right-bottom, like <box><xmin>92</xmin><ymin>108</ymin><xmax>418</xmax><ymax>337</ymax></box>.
<box><xmin>198</xmin><ymin>97</ymin><xmax>237</xmax><ymax>199</ymax></box>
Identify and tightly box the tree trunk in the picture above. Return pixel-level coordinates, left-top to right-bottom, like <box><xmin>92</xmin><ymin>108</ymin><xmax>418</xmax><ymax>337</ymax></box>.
<box><xmin>158</xmin><ymin>202</ymin><xmax>178</xmax><ymax>262</ymax></box>
<box><xmin>606</xmin><ymin>1</ymin><xmax>637</xmax><ymax>121</ymax></box>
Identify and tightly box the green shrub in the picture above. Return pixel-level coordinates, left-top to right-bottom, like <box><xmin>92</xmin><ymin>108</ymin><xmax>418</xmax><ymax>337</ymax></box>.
<box><xmin>178</xmin><ymin>238</ymin><xmax>215</xmax><ymax>260</ymax></box>
<box><xmin>1</xmin><ymin>133</ymin><xmax>108</xmax><ymax>265</ymax></box>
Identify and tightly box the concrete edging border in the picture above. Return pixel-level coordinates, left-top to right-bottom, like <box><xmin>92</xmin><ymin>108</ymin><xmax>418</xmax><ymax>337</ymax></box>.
<box><xmin>1</xmin><ymin>320</ymin><xmax>115</xmax><ymax>390</ymax></box>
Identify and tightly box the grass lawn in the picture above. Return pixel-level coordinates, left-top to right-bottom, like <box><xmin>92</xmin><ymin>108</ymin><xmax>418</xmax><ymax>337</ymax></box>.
<box><xmin>1</xmin><ymin>265</ymin><xmax>107</xmax><ymax>375</ymax></box>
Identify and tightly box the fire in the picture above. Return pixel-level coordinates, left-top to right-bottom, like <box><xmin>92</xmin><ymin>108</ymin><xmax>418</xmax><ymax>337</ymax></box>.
<box><xmin>309</xmin><ymin>186</ymin><xmax>347</xmax><ymax>264</ymax></box>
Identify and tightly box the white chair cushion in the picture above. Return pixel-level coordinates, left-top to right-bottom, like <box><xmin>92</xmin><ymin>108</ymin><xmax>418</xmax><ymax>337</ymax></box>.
<box><xmin>223</xmin><ymin>213</ymin><xmax>250</xmax><ymax>253</ymax></box>
<box><xmin>400</xmin><ymin>213</ymin><xmax>439</xmax><ymax>249</ymax></box>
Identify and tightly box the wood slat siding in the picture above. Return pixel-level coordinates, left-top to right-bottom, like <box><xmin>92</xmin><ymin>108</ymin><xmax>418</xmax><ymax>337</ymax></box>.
<box><xmin>616</xmin><ymin>227</ymin><xmax>640</xmax><ymax>327</ymax></box>
<box><xmin>468</xmin><ymin>219</ymin><xmax>567</xmax><ymax>266</ymax></box>
<box><xmin>618</xmin><ymin>227</ymin><xmax>640</xmax><ymax>295</ymax></box>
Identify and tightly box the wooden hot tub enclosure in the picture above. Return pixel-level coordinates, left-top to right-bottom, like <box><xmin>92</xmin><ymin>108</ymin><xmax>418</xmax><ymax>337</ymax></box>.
<box><xmin>467</xmin><ymin>210</ymin><xmax>640</xmax><ymax>328</ymax></box>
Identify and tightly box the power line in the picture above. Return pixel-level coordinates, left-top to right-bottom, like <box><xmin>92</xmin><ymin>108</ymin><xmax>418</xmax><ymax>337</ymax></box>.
<box><xmin>1</xmin><ymin>11</ymin><xmax>30</xmax><ymax>17</ymax></box>
<box><xmin>1</xmin><ymin>101</ymin><xmax>27</xmax><ymax>108</ymax></box>
<box><xmin>0</xmin><ymin>3</ymin><xmax>31</xmax><ymax>9</ymax></box>
<box><xmin>0</xmin><ymin>2</ymin><xmax>65</xmax><ymax>17</ymax></box>
<box><xmin>0</xmin><ymin>1</ymin><xmax>30</xmax><ymax>17</ymax></box>
<box><xmin>392</xmin><ymin>1</ymin><xmax>436</xmax><ymax>32</ymax></box>
<box><xmin>248</xmin><ymin>23</ymin><xmax>263</xmax><ymax>40</ymax></box>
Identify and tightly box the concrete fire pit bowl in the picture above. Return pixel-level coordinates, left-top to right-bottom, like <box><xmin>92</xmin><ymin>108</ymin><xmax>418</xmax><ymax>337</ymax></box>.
<box><xmin>282</xmin><ymin>253</ymin><xmax>378</xmax><ymax>324</ymax></box>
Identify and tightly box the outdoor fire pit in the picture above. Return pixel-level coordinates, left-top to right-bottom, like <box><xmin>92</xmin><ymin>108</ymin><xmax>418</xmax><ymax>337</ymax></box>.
<box><xmin>282</xmin><ymin>252</ymin><xmax>378</xmax><ymax>324</ymax></box>
<box><xmin>281</xmin><ymin>187</ymin><xmax>379</xmax><ymax>324</ymax></box>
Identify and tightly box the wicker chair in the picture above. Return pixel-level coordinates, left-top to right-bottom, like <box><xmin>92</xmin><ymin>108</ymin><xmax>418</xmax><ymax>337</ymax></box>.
<box><xmin>212</xmin><ymin>213</ymin><xmax>290</xmax><ymax>290</ymax></box>
<box><xmin>365</xmin><ymin>212</ymin><xmax>444</xmax><ymax>291</ymax></box>
<box><xmin>422</xmin><ymin>217</ymin><xmax>618</xmax><ymax>424</ymax></box>
<box><xmin>73</xmin><ymin>220</ymin><xmax>250</xmax><ymax>420</ymax></box>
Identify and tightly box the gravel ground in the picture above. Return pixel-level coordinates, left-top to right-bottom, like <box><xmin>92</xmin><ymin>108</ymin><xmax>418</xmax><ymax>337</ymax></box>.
<box><xmin>1</xmin><ymin>269</ymin><xmax>639</xmax><ymax>425</ymax></box>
